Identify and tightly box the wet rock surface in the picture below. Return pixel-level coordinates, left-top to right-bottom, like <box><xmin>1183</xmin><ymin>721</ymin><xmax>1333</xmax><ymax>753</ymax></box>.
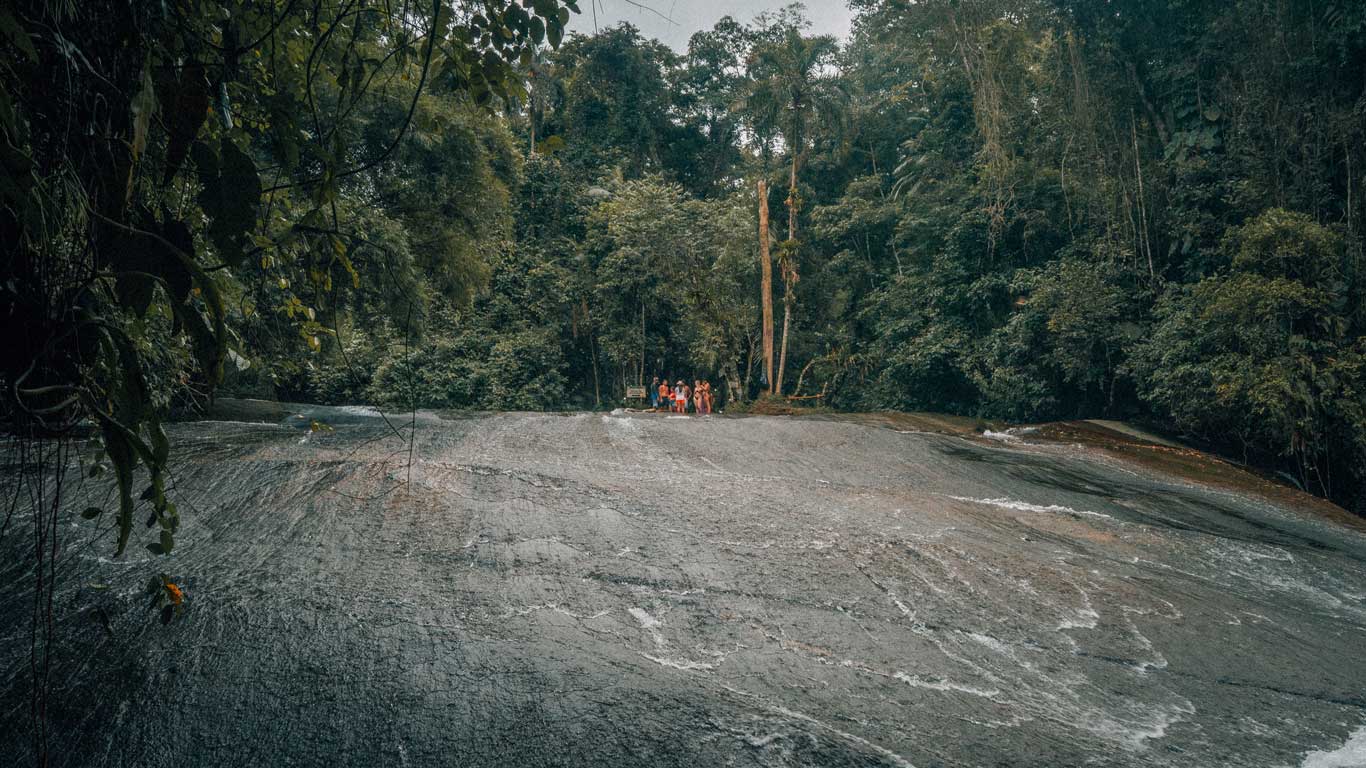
<box><xmin>3</xmin><ymin>405</ymin><xmax>1366</xmax><ymax>767</ymax></box>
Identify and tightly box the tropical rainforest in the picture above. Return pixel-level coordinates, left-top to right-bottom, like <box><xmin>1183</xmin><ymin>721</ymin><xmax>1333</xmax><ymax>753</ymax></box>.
<box><xmin>3</xmin><ymin>0</ymin><xmax>1365</xmax><ymax>551</ymax></box>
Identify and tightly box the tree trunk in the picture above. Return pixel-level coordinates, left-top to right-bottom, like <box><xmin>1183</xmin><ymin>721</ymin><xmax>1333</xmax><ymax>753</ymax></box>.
<box><xmin>743</xmin><ymin>332</ymin><xmax>758</xmax><ymax>397</ymax></box>
<box><xmin>1131</xmin><ymin>117</ymin><xmax>1155</xmax><ymax>284</ymax></box>
<box><xmin>776</xmin><ymin>154</ymin><xmax>800</xmax><ymax>396</ymax></box>
<box><xmin>793</xmin><ymin>357</ymin><xmax>817</xmax><ymax>398</ymax></box>
<box><xmin>590</xmin><ymin>338</ymin><xmax>600</xmax><ymax>409</ymax></box>
<box><xmin>776</xmin><ymin>296</ymin><xmax>792</xmax><ymax>396</ymax></box>
<box><xmin>758</xmin><ymin>180</ymin><xmax>774</xmax><ymax>395</ymax></box>
<box><xmin>1125</xmin><ymin>61</ymin><xmax>1171</xmax><ymax>146</ymax></box>
<box><xmin>529</xmin><ymin>78</ymin><xmax>538</xmax><ymax>156</ymax></box>
<box><xmin>723</xmin><ymin>358</ymin><xmax>742</xmax><ymax>408</ymax></box>
<box><xmin>586</xmin><ymin>302</ymin><xmax>601</xmax><ymax>409</ymax></box>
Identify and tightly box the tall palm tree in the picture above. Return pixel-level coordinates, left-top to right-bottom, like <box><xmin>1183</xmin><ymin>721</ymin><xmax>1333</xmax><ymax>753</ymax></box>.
<box><xmin>743</xmin><ymin>28</ymin><xmax>844</xmax><ymax>395</ymax></box>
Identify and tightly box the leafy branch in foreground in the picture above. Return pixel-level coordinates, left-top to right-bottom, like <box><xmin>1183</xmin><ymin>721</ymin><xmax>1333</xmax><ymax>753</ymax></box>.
<box><xmin>0</xmin><ymin>0</ymin><xmax>579</xmax><ymax>560</ymax></box>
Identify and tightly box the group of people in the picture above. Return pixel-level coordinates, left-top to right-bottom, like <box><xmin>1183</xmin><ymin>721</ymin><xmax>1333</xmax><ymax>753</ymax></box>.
<box><xmin>650</xmin><ymin>376</ymin><xmax>715</xmax><ymax>414</ymax></box>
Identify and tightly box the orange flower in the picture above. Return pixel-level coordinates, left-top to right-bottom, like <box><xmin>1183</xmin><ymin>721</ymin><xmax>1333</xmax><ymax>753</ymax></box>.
<box><xmin>164</xmin><ymin>582</ymin><xmax>184</xmax><ymax>606</ymax></box>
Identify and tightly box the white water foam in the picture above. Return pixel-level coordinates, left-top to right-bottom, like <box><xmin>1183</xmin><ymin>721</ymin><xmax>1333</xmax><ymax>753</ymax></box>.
<box><xmin>948</xmin><ymin>495</ymin><xmax>1113</xmax><ymax>519</ymax></box>
<box><xmin>959</xmin><ymin>629</ymin><xmax>1190</xmax><ymax>750</ymax></box>
<box><xmin>894</xmin><ymin>671</ymin><xmax>999</xmax><ymax>698</ymax></box>
<box><xmin>639</xmin><ymin>653</ymin><xmax>714</xmax><ymax>671</ymax></box>
<box><xmin>1059</xmin><ymin>608</ymin><xmax>1099</xmax><ymax>631</ymax></box>
<box><xmin>1080</xmin><ymin>701</ymin><xmax>1194</xmax><ymax>750</ymax></box>
<box><xmin>1300</xmin><ymin>726</ymin><xmax>1366</xmax><ymax>768</ymax></box>
<box><xmin>603</xmin><ymin>413</ymin><xmax>641</xmax><ymax>433</ymax></box>
<box><xmin>982</xmin><ymin>427</ymin><xmax>1039</xmax><ymax>443</ymax></box>
<box><xmin>628</xmin><ymin>607</ymin><xmax>664</xmax><ymax>648</ymax></box>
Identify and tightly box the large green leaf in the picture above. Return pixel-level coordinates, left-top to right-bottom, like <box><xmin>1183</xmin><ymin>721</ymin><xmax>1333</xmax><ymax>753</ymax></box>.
<box><xmin>158</xmin><ymin>62</ymin><xmax>210</xmax><ymax>185</ymax></box>
<box><xmin>0</xmin><ymin>7</ymin><xmax>37</xmax><ymax>63</ymax></box>
<box><xmin>101</xmin><ymin>421</ymin><xmax>138</xmax><ymax>557</ymax></box>
<box><xmin>196</xmin><ymin>137</ymin><xmax>260</xmax><ymax>267</ymax></box>
<box><xmin>129</xmin><ymin>59</ymin><xmax>157</xmax><ymax>169</ymax></box>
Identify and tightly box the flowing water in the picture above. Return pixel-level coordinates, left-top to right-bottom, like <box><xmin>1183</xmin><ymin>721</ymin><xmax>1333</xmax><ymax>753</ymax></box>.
<box><xmin>2</xmin><ymin>404</ymin><xmax>1365</xmax><ymax>767</ymax></box>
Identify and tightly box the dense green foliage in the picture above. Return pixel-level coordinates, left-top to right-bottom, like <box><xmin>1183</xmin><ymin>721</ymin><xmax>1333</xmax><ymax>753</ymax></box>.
<box><xmin>0</xmin><ymin>0</ymin><xmax>581</xmax><ymax>561</ymax></box>
<box><xmin>4</xmin><ymin>0</ymin><xmax>1365</xmax><ymax>519</ymax></box>
<box><xmin>294</xmin><ymin>2</ymin><xmax>1361</xmax><ymax>508</ymax></box>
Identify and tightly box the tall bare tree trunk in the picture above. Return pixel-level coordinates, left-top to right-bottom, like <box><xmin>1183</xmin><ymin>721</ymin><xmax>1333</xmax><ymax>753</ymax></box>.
<box><xmin>585</xmin><ymin>300</ymin><xmax>600</xmax><ymax>409</ymax></box>
<box><xmin>777</xmin><ymin>298</ymin><xmax>792</xmax><ymax>396</ymax></box>
<box><xmin>529</xmin><ymin>75</ymin><xmax>537</xmax><ymax>156</ymax></box>
<box><xmin>758</xmin><ymin>180</ymin><xmax>774</xmax><ymax>395</ymax></box>
<box><xmin>776</xmin><ymin>155</ymin><xmax>800</xmax><ymax>396</ymax></box>
<box><xmin>1131</xmin><ymin>117</ymin><xmax>1155</xmax><ymax>284</ymax></box>
<box><xmin>743</xmin><ymin>332</ymin><xmax>759</xmax><ymax>397</ymax></box>
<box><xmin>590</xmin><ymin>335</ymin><xmax>600</xmax><ymax>409</ymax></box>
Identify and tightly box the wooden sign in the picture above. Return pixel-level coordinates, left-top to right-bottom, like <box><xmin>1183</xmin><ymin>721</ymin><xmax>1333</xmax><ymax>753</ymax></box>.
<box><xmin>625</xmin><ymin>386</ymin><xmax>647</xmax><ymax>399</ymax></box>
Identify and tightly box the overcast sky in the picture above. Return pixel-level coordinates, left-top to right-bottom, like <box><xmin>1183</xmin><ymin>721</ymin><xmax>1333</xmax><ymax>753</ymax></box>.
<box><xmin>565</xmin><ymin>1</ymin><xmax>855</xmax><ymax>52</ymax></box>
